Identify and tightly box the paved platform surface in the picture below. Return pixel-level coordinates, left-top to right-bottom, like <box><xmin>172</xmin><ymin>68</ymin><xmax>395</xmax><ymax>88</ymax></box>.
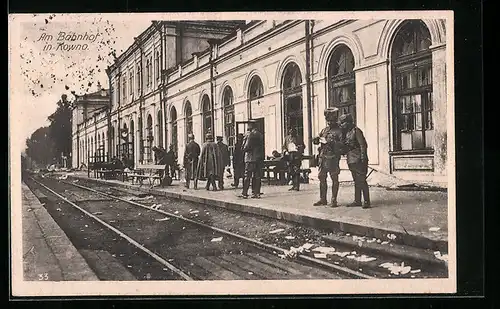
<box><xmin>22</xmin><ymin>181</ymin><xmax>99</xmax><ymax>281</ymax></box>
<box><xmin>66</xmin><ymin>171</ymin><xmax>449</xmax><ymax>252</ymax></box>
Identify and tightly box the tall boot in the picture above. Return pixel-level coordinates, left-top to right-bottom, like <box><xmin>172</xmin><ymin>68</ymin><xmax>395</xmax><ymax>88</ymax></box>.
<box><xmin>295</xmin><ymin>174</ymin><xmax>300</xmax><ymax>191</ymax></box>
<box><xmin>330</xmin><ymin>180</ymin><xmax>339</xmax><ymax>207</ymax></box>
<box><xmin>348</xmin><ymin>184</ymin><xmax>362</xmax><ymax>207</ymax></box>
<box><xmin>314</xmin><ymin>180</ymin><xmax>328</xmax><ymax>206</ymax></box>
<box><xmin>361</xmin><ymin>181</ymin><xmax>371</xmax><ymax>208</ymax></box>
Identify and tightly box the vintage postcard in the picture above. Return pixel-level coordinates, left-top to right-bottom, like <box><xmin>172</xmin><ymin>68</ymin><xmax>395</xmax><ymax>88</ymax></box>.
<box><xmin>9</xmin><ymin>11</ymin><xmax>456</xmax><ymax>296</ymax></box>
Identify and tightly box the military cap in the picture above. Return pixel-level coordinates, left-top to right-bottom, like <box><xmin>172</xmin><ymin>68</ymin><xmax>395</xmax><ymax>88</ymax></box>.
<box><xmin>339</xmin><ymin>113</ymin><xmax>354</xmax><ymax>123</ymax></box>
<box><xmin>187</xmin><ymin>133</ymin><xmax>195</xmax><ymax>139</ymax></box>
<box><xmin>216</xmin><ymin>136</ymin><xmax>223</xmax><ymax>139</ymax></box>
<box><xmin>324</xmin><ymin>107</ymin><xmax>339</xmax><ymax>116</ymax></box>
<box><xmin>205</xmin><ymin>132</ymin><xmax>214</xmax><ymax>140</ymax></box>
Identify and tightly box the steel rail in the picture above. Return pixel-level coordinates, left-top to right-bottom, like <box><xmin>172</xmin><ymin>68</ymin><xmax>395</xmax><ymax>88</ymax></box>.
<box><xmin>30</xmin><ymin>176</ymin><xmax>194</xmax><ymax>281</ymax></box>
<box><xmin>61</xmin><ymin>178</ymin><xmax>375</xmax><ymax>280</ymax></box>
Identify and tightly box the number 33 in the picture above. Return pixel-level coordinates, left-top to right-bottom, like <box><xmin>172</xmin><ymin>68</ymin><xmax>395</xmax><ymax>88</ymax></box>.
<box><xmin>38</xmin><ymin>273</ymin><xmax>48</xmax><ymax>281</ymax></box>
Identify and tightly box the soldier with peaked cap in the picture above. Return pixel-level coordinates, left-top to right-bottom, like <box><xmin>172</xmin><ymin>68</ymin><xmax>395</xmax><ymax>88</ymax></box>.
<box><xmin>195</xmin><ymin>132</ymin><xmax>223</xmax><ymax>191</ymax></box>
<box><xmin>312</xmin><ymin>107</ymin><xmax>345</xmax><ymax>207</ymax></box>
<box><xmin>240</xmin><ymin>119</ymin><xmax>264</xmax><ymax>199</ymax></box>
<box><xmin>231</xmin><ymin>133</ymin><xmax>245</xmax><ymax>188</ymax></box>
<box><xmin>183</xmin><ymin>133</ymin><xmax>201</xmax><ymax>189</ymax></box>
<box><xmin>216</xmin><ymin>136</ymin><xmax>230</xmax><ymax>190</ymax></box>
<box><xmin>339</xmin><ymin>113</ymin><xmax>371</xmax><ymax>208</ymax></box>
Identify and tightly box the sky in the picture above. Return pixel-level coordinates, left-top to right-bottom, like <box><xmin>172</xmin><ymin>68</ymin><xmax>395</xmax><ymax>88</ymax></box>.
<box><xmin>14</xmin><ymin>14</ymin><xmax>152</xmax><ymax>146</ymax></box>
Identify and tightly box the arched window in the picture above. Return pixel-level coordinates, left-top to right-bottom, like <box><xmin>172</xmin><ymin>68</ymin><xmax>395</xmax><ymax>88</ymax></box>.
<box><xmin>157</xmin><ymin>110</ymin><xmax>163</xmax><ymax>148</ymax></box>
<box><xmin>282</xmin><ymin>62</ymin><xmax>304</xmax><ymax>140</ymax></box>
<box><xmin>202</xmin><ymin>95</ymin><xmax>212</xmax><ymax>138</ymax></box>
<box><xmin>391</xmin><ymin>20</ymin><xmax>433</xmax><ymax>151</ymax></box>
<box><xmin>146</xmin><ymin>114</ymin><xmax>153</xmax><ymax>163</ymax></box>
<box><xmin>184</xmin><ymin>101</ymin><xmax>193</xmax><ymax>143</ymax></box>
<box><xmin>328</xmin><ymin>44</ymin><xmax>356</xmax><ymax>121</ymax></box>
<box><xmin>170</xmin><ymin>107</ymin><xmax>178</xmax><ymax>154</ymax></box>
<box><xmin>223</xmin><ymin>87</ymin><xmax>235</xmax><ymax>156</ymax></box>
<box><xmin>248</xmin><ymin>75</ymin><xmax>264</xmax><ymax>100</ymax></box>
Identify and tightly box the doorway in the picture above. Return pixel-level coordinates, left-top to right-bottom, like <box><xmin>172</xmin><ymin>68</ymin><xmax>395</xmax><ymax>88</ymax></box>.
<box><xmin>284</xmin><ymin>94</ymin><xmax>304</xmax><ymax>141</ymax></box>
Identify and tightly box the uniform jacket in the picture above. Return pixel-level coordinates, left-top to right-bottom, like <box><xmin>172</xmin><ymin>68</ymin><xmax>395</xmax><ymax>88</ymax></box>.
<box><xmin>316</xmin><ymin>125</ymin><xmax>344</xmax><ymax>159</ymax></box>
<box><xmin>183</xmin><ymin>141</ymin><xmax>201</xmax><ymax>167</ymax></box>
<box><xmin>233</xmin><ymin>140</ymin><xmax>244</xmax><ymax>167</ymax></box>
<box><xmin>217</xmin><ymin>141</ymin><xmax>230</xmax><ymax>167</ymax></box>
<box><xmin>196</xmin><ymin>141</ymin><xmax>223</xmax><ymax>179</ymax></box>
<box><xmin>243</xmin><ymin>129</ymin><xmax>264</xmax><ymax>163</ymax></box>
<box><xmin>343</xmin><ymin>127</ymin><xmax>368</xmax><ymax>164</ymax></box>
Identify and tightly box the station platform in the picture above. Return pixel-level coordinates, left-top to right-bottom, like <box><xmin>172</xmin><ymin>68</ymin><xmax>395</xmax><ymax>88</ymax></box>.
<box><xmin>66</xmin><ymin>172</ymin><xmax>450</xmax><ymax>253</ymax></box>
<box><xmin>22</xmin><ymin>181</ymin><xmax>98</xmax><ymax>281</ymax></box>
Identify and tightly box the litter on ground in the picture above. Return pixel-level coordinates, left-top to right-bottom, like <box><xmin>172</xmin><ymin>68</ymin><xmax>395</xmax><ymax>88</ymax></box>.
<box><xmin>285</xmin><ymin>236</ymin><xmax>295</xmax><ymax>240</ymax></box>
<box><xmin>410</xmin><ymin>269</ymin><xmax>421</xmax><ymax>273</ymax></box>
<box><xmin>429</xmin><ymin>227</ymin><xmax>441</xmax><ymax>232</ymax></box>
<box><xmin>381</xmin><ymin>241</ymin><xmax>390</xmax><ymax>245</ymax></box>
<box><xmin>93</xmin><ymin>212</ymin><xmax>102</xmax><ymax>215</ymax></box>
<box><xmin>269</xmin><ymin>228</ymin><xmax>285</xmax><ymax>234</ymax></box>
<box><xmin>379</xmin><ymin>262</ymin><xmax>412</xmax><ymax>275</ymax></box>
<box><xmin>387</xmin><ymin>234</ymin><xmax>397</xmax><ymax>240</ymax></box>
<box><xmin>190</xmin><ymin>210</ymin><xmax>199</xmax><ymax>214</ymax></box>
<box><xmin>211</xmin><ymin>237</ymin><xmax>223</xmax><ymax>242</ymax></box>
<box><xmin>314</xmin><ymin>253</ymin><xmax>327</xmax><ymax>259</ymax></box>
<box><xmin>301</xmin><ymin>243</ymin><xmax>314</xmax><ymax>250</ymax></box>
<box><xmin>313</xmin><ymin>246</ymin><xmax>336</xmax><ymax>254</ymax></box>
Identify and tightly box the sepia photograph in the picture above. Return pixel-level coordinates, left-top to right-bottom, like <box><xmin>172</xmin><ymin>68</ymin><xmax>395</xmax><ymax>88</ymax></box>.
<box><xmin>9</xmin><ymin>11</ymin><xmax>455</xmax><ymax>296</ymax></box>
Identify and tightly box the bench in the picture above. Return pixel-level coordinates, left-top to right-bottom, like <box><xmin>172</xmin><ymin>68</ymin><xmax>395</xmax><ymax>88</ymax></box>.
<box><xmin>127</xmin><ymin>164</ymin><xmax>166</xmax><ymax>187</ymax></box>
<box><xmin>262</xmin><ymin>155</ymin><xmax>313</xmax><ymax>185</ymax></box>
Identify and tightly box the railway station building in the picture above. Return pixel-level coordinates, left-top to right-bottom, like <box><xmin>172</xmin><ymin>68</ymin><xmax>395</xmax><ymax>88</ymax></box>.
<box><xmin>72</xmin><ymin>19</ymin><xmax>449</xmax><ymax>185</ymax></box>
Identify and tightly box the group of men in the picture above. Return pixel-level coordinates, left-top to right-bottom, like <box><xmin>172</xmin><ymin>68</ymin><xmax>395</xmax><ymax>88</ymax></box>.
<box><xmin>154</xmin><ymin>106</ymin><xmax>370</xmax><ymax>209</ymax></box>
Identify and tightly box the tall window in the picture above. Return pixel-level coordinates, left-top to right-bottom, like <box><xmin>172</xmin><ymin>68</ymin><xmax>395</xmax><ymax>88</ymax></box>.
<box><xmin>129</xmin><ymin>120</ymin><xmax>135</xmax><ymax>166</ymax></box>
<box><xmin>202</xmin><ymin>95</ymin><xmax>212</xmax><ymax>138</ymax></box>
<box><xmin>155</xmin><ymin>51</ymin><xmax>160</xmax><ymax>82</ymax></box>
<box><xmin>328</xmin><ymin>44</ymin><xmax>356</xmax><ymax>121</ymax></box>
<box><xmin>170</xmin><ymin>107</ymin><xmax>178</xmax><ymax>154</ymax></box>
<box><xmin>184</xmin><ymin>101</ymin><xmax>193</xmax><ymax>143</ymax></box>
<box><xmin>129</xmin><ymin>70</ymin><xmax>134</xmax><ymax>98</ymax></box>
<box><xmin>282</xmin><ymin>62</ymin><xmax>304</xmax><ymax>139</ymax></box>
<box><xmin>136</xmin><ymin>64</ymin><xmax>141</xmax><ymax>94</ymax></box>
<box><xmin>145</xmin><ymin>114</ymin><xmax>153</xmax><ymax>162</ymax></box>
<box><xmin>122</xmin><ymin>75</ymin><xmax>127</xmax><ymax>101</ymax></box>
<box><xmin>157</xmin><ymin>110</ymin><xmax>163</xmax><ymax>148</ymax></box>
<box><xmin>249</xmin><ymin>76</ymin><xmax>264</xmax><ymax>100</ymax></box>
<box><xmin>145</xmin><ymin>58</ymin><xmax>150</xmax><ymax>88</ymax></box>
<box><xmin>223</xmin><ymin>87</ymin><xmax>235</xmax><ymax>157</ymax></box>
<box><xmin>391</xmin><ymin>20</ymin><xmax>433</xmax><ymax>151</ymax></box>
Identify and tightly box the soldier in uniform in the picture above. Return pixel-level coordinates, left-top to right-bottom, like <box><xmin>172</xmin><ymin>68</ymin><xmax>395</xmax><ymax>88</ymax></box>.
<box><xmin>183</xmin><ymin>133</ymin><xmax>201</xmax><ymax>189</ymax></box>
<box><xmin>282</xmin><ymin>127</ymin><xmax>305</xmax><ymax>191</ymax></box>
<box><xmin>312</xmin><ymin>107</ymin><xmax>344</xmax><ymax>207</ymax></box>
<box><xmin>240</xmin><ymin>120</ymin><xmax>264</xmax><ymax>199</ymax></box>
<box><xmin>231</xmin><ymin>133</ymin><xmax>245</xmax><ymax>188</ymax></box>
<box><xmin>216</xmin><ymin>136</ymin><xmax>230</xmax><ymax>190</ymax></box>
<box><xmin>339</xmin><ymin>113</ymin><xmax>371</xmax><ymax>208</ymax></box>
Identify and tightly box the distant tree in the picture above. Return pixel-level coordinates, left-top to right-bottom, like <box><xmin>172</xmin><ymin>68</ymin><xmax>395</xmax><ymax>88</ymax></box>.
<box><xmin>47</xmin><ymin>94</ymin><xmax>72</xmax><ymax>162</ymax></box>
<box><xmin>25</xmin><ymin>126</ymin><xmax>55</xmax><ymax>166</ymax></box>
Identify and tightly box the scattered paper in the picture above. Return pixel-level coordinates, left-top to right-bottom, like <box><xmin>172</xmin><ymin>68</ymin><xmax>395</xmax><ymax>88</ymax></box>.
<box><xmin>84</xmin><ymin>225</ymin><xmax>88</xmax><ymax>228</ymax></box>
<box><xmin>56</xmin><ymin>208</ymin><xmax>61</xmax><ymax>211</ymax></box>
<box><xmin>313</xmin><ymin>246</ymin><xmax>336</xmax><ymax>254</ymax></box>
<box><xmin>332</xmin><ymin>251</ymin><xmax>350</xmax><ymax>258</ymax></box>
<box><xmin>314</xmin><ymin>253</ymin><xmax>327</xmax><ymax>259</ymax></box>
<box><xmin>410</xmin><ymin>269</ymin><xmax>421</xmax><ymax>274</ymax></box>
<box><xmin>93</xmin><ymin>212</ymin><xmax>102</xmax><ymax>215</ymax></box>
<box><xmin>174</xmin><ymin>211</ymin><xmax>179</xmax><ymax>214</ymax></box>
<box><xmin>346</xmin><ymin>255</ymin><xmax>356</xmax><ymax>259</ymax></box>
<box><xmin>248</xmin><ymin>272</ymin><xmax>254</xmax><ymax>275</ymax></box>
<box><xmin>190</xmin><ymin>210</ymin><xmax>199</xmax><ymax>214</ymax></box>
<box><xmin>301</xmin><ymin>243</ymin><xmax>314</xmax><ymax>250</ymax></box>
<box><xmin>387</xmin><ymin>234</ymin><xmax>397</xmax><ymax>240</ymax></box>
<box><xmin>285</xmin><ymin>236</ymin><xmax>295</xmax><ymax>240</ymax></box>
<box><xmin>429</xmin><ymin>227</ymin><xmax>441</xmax><ymax>232</ymax></box>
<box><xmin>168</xmin><ymin>259</ymin><xmax>174</xmax><ymax>262</ymax></box>
<box><xmin>351</xmin><ymin>251</ymin><xmax>357</xmax><ymax>255</ymax></box>
<box><xmin>381</xmin><ymin>241</ymin><xmax>389</xmax><ymax>245</ymax></box>
<box><xmin>155</xmin><ymin>217</ymin><xmax>170</xmax><ymax>222</ymax></box>
<box><xmin>269</xmin><ymin>228</ymin><xmax>285</xmax><ymax>234</ymax></box>
<box><xmin>353</xmin><ymin>255</ymin><xmax>377</xmax><ymax>262</ymax></box>
<box><xmin>211</xmin><ymin>237</ymin><xmax>223</xmax><ymax>242</ymax></box>
<box><xmin>376</xmin><ymin>239</ymin><xmax>381</xmax><ymax>243</ymax></box>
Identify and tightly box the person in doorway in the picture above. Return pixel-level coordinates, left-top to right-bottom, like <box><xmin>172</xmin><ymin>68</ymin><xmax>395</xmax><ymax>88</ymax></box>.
<box><xmin>312</xmin><ymin>107</ymin><xmax>344</xmax><ymax>207</ymax></box>
<box><xmin>240</xmin><ymin>120</ymin><xmax>264</xmax><ymax>199</ymax></box>
<box><xmin>231</xmin><ymin>133</ymin><xmax>245</xmax><ymax>188</ymax></box>
<box><xmin>283</xmin><ymin>127</ymin><xmax>305</xmax><ymax>191</ymax></box>
<box><xmin>195</xmin><ymin>133</ymin><xmax>223</xmax><ymax>191</ymax></box>
<box><xmin>183</xmin><ymin>134</ymin><xmax>201</xmax><ymax>189</ymax></box>
<box><xmin>339</xmin><ymin>113</ymin><xmax>371</xmax><ymax>209</ymax></box>
<box><xmin>216</xmin><ymin>136</ymin><xmax>230</xmax><ymax>190</ymax></box>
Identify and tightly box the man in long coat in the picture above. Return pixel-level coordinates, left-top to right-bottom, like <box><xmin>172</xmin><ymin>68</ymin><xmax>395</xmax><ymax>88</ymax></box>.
<box><xmin>240</xmin><ymin>120</ymin><xmax>264</xmax><ymax>199</ymax></box>
<box><xmin>282</xmin><ymin>127</ymin><xmax>306</xmax><ymax>191</ymax></box>
<box><xmin>183</xmin><ymin>133</ymin><xmax>201</xmax><ymax>189</ymax></box>
<box><xmin>231</xmin><ymin>133</ymin><xmax>245</xmax><ymax>188</ymax></box>
<box><xmin>195</xmin><ymin>133</ymin><xmax>223</xmax><ymax>191</ymax></box>
<box><xmin>216</xmin><ymin>136</ymin><xmax>230</xmax><ymax>190</ymax></box>
<box><xmin>339</xmin><ymin>113</ymin><xmax>371</xmax><ymax>208</ymax></box>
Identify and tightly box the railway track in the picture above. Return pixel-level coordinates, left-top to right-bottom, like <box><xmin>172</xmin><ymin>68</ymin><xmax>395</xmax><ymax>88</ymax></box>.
<box><xmin>27</xmin><ymin>175</ymin><xmax>374</xmax><ymax>281</ymax></box>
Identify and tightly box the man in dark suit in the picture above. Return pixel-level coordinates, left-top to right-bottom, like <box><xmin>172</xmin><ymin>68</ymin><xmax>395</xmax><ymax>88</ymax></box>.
<box><xmin>216</xmin><ymin>136</ymin><xmax>230</xmax><ymax>190</ymax></box>
<box><xmin>183</xmin><ymin>133</ymin><xmax>201</xmax><ymax>189</ymax></box>
<box><xmin>339</xmin><ymin>113</ymin><xmax>371</xmax><ymax>208</ymax></box>
<box><xmin>231</xmin><ymin>133</ymin><xmax>245</xmax><ymax>188</ymax></box>
<box><xmin>240</xmin><ymin>120</ymin><xmax>264</xmax><ymax>199</ymax></box>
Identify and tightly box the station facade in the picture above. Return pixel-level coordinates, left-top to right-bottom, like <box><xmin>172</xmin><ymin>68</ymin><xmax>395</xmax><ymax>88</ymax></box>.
<box><xmin>72</xmin><ymin>19</ymin><xmax>449</xmax><ymax>185</ymax></box>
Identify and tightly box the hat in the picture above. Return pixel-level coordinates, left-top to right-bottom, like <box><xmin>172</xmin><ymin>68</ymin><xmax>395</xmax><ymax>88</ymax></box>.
<box><xmin>216</xmin><ymin>136</ymin><xmax>223</xmax><ymax>140</ymax></box>
<box><xmin>187</xmin><ymin>133</ymin><xmax>194</xmax><ymax>139</ymax></box>
<box><xmin>205</xmin><ymin>133</ymin><xmax>214</xmax><ymax>141</ymax></box>
<box><xmin>339</xmin><ymin>113</ymin><xmax>354</xmax><ymax>123</ymax></box>
<box><xmin>324</xmin><ymin>107</ymin><xmax>339</xmax><ymax>116</ymax></box>
<box><xmin>237</xmin><ymin>133</ymin><xmax>244</xmax><ymax>137</ymax></box>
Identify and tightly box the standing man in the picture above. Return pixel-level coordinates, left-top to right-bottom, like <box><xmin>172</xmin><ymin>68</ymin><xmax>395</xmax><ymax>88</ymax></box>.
<box><xmin>240</xmin><ymin>120</ymin><xmax>264</xmax><ymax>199</ymax></box>
<box><xmin>339</xmin><ymin>113</ymin><xmax>371</xmax><ymax>208</ymax></box>
<box><xmin>312</xmin><ymin>108</ymin><xmax>344</xmax><ymax>207</ymax></box>
<box><xmin>231</xmin><ymin>133</ymin><xmax>245</xmax><ymax>188</ymax></box>
<box><xmin>216</xmin><ymin>136</ymin><xmax>230</xmax><ymax>190</ymax></box>
<box><xmin>283</xmin><ymin>127</ymin><xmax>305</xmax><ymax>191</ymax></box>
<box><xmin>183</xmin><ymin>133</ymin><xmax>201</xmax><ymax>189</ymax></box>
<box><xmin>165</xmin><ymin>145</ymin><xmax>178</xmax><ymax>179</ymax></box>
<box><xmin>195</xmin><ymin>133</ymin><xmax>223</xmax><ymax>191</ymax></box>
